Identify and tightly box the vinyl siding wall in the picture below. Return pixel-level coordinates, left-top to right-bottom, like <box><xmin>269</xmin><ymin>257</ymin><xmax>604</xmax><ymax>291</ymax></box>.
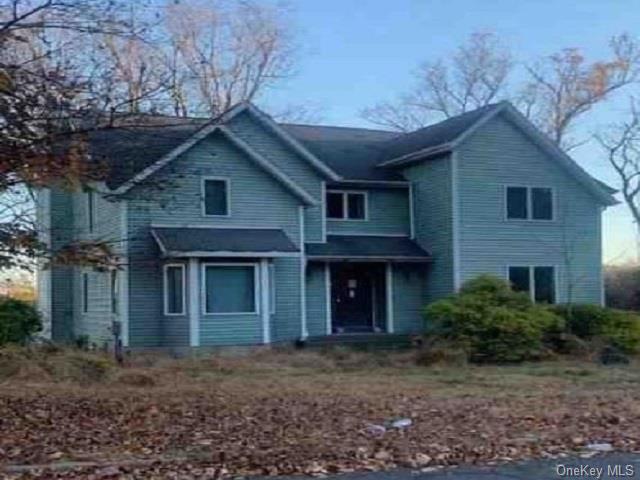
<box><xmin>226</xmin><ymin>112</ymin><xmax>324</xmax><ymax>242</ymax></box>
<box><xmin>306</xmin><ymin>263</ymin><xmax>328</xmax><ymax>336</ymax></box>
<box><xmin>125</xmin><ymin>131</ymin><xmax>304</xmax><ymax>347</ymax></box>
<box><xmin>456</xmin><ymin>115</ymin><xmax>603</xmax><ymax>304</ymax></box>
<box><xmin>326</xmin><ymin>187</ymin><xmax>410</xmax><ymax>236</ymax></box>
<box><xmin>71</xmin><ymin>187</ymin><xmax>123</xmax><ymax>345</ymax></box>
<box><xmin>402</xmin><ymin>157</ymin><xmax>455</xmax><ymax>303</ymax></box>
<box><xmin>392</xmin><ymin>263</ymin><xmax>428</xmax><ymax>333</ymax></box>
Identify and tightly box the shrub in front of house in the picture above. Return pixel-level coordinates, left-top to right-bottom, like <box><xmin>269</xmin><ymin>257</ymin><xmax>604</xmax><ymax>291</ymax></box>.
<box><xmin>0</xmin><ymin>297</ymin><xmax>42</xmax><ymax>346</ymax></box>
<box><xmin>424</xmin><ymin>275</ymin><xmax>564</xmax><ymax>363</ymax></box>
<box><xmin>549</xmin><ymin>304</ymin><xmax>640</xmax><ymax>354</ymax></box>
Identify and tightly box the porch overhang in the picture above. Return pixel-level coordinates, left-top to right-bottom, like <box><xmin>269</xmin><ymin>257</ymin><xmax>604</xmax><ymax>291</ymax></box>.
<box><xmin>305</xmin><ymin>235</ymin><xmax>431</xmax><ymax>263</ymax></box>
<box><xmin>151</xmin><ymin>227</ymin><xmax>299</xmax><ymax>258</ymax></box>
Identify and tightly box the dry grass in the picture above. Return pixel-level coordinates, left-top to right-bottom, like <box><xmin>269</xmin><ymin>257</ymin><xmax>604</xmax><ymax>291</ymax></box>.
<box><xmin>2</xmin><ymin>346</ymin><xmax>640</xmax><ymax>477</ymax></box>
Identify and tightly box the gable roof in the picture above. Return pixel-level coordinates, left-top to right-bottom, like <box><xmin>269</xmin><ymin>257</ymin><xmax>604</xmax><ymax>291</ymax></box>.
<box><xmin>377</xmin><ymin>101</ymin><xmax>617</xmax><ymax>206</ymax></box>
<box><xmin>106</xmin><ymin>122</ymin><xmax>317</xmax><ymax>205</ymax></box>
<box><xmin>280</xmin><ymin>124</ymin><xmax>402</xmax><ymax>181</ymax></box>
<box><xmin>90</xmin><ymin>101</ymin><xmax>615</xmax><ymax>205</ymax></box>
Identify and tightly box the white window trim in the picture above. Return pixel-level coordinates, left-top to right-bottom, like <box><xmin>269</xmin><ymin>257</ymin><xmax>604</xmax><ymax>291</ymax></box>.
<box><xmin>506</xmin><ymin>265</ymin><xmax>559</xmax><ymax>304</ymax></box>
<box><xmin>326</xmin><ymin>189</ymin><xmax>368</xmax><ymax>221</ymax></box>
<box><xmin>82</xmin><ymin>271</ymin><xmax>89</xmax><ymax>314</ymax></box>
<box><xmin>201</xmin><ymin>262</ymin><xmax>260</xmax><ymax>315</ymax></box>
<box><xmin>504</xmin><ymin>185</ymin><xmax>556</xmax><ymax>222</ymax></box>
<box><xmin>163</xmin><ymin>263</ymin><xmax>186</xmax><ymax>316</ymax></box>
<box><xmin>201</xmin><ymin>176</ymin><xmax>231</xmax><ymax>217</ymax></box>
<box><xmin>269</xmin><ymin>263</ymin><xmax>276</xmax><ymax>314</ymax></box>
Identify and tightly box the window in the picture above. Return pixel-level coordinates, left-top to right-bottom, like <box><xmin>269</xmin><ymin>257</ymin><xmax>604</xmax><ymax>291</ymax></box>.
<box><xmin>203</xmin><ymin>178</ymin><xmax>229</xmax><ymax>216</ymax></box>
<box><xmin>506</xmin><ymin>187</ymin><xmax>528</xmax><ymax>219</ymax></box>
<box><xmin>326</xmin><ymin>190</ymin><xmax>366</xmax><ymax>220</ymax></box>
<box><xmin>269</xmin><ymin>263</ymin><xmax>276</xmax><ymax>314</ymax></box>
<box><xmin>532</xmin><ymin>188</ymin><xmax>553</xmax><ymax>220</ymax></box>
<box><xmin>203</xmin><ymin>264</ymin><xmax>257</xmax><ymax>314</ymax></box>
<box><xmin>110</xmin><ymin>270</ymin><xmax>118</xmax><ymax>314</ymax></box>
<box><xmin>506</xmin><ymin>186</ymin><xmax>554</xmax><ymax>221</ymax></box>
<box><xmin>508</xmin><ymin>266</ymin><xmax>556</xmax><ymax>304</ymax></box>
<box><xmin>82</xmin><ymin>272</ymin><xmax>89</xmax><ymax>313</ymax></box>
<box><xmin>164</xmin><ymin>264</ymin><xmax>185</xmax><ymax>315</ymax></box>
<box><xmin>86</xmin><ymin>190</ymin><xmax>95</xmax><ymax>232</ymax></box>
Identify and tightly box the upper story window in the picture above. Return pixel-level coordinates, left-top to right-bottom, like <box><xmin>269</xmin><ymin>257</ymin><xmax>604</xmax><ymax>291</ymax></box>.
<box><xmin>506</xmin><ymin>186</ymin><xmax>553</xmax><ymax>221</ymax></box>
<box><xmin>202</xmin><ymin>178</ymin><xmax>229</xmax><ymax>216</ymax></box>
<box><xmin>508</xmin><ymin>265</ymin><xmax>556</xmax><ymax>304</ymax></box>
<box><xmin>326</xmin><ymin>190</ymin><xmax>367</xmax><ymax>220</ymax></box>
<box><xmin>86</xmin><ymin>190</ymin><xmax>95</xmax><ymax>232</ymax></box>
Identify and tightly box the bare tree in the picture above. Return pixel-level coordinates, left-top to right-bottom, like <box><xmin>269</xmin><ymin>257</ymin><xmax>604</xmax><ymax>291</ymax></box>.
<box><xmin>596</xmin><ymin>100</ymin><xmax>640</xmax><ymax>229</ymax></box>
<box><xmin>164</xmin><ymin>0</ymin><xmax>295</xmax><ymax>117</ymax></box>
<box><xmin>521</xmin><ymin>34</ymin><xmax>640</xmax><ymax>150</ymax></box>
<box><xmin>363</xmin><ymin>32</ymin><xmax>640</xmax><ymax>148</ymax></box>
<box><xmin>362</xmin><ymin>32</ymin><xmax>513</xmax><ymax>131</ymax></box>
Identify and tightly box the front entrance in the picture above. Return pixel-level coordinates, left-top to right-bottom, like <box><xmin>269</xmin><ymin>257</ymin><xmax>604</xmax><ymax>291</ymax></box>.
<box><xmin>331</xmin><ymin>263</ymin><xmax>386</xmax><ymax>334</ymax></box>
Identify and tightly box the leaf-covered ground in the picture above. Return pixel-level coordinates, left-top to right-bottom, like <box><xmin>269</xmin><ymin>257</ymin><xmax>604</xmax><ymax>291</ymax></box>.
<box><xmin>1</xmin><ymin>348</ymin><xmax>640</xmax><ymax>479</ymax></box>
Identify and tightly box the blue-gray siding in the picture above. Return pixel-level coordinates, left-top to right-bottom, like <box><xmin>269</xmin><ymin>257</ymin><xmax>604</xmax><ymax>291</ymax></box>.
<box><xmin>306</xmin><ymin>263</ymin><xmax>328</xmax><ymax>336</ymax></box>
<box><xmin>392</xmin><ymin>263</ymin><xmax>427</xmax><ymax>333</ymax></box>
<box><xmin>402</xmin><ymin>157</ymin><xmax>455</xmax><ymax>302</ymax></box>
<box><xmin>226</xmin><ymin>112</ymin><xmax>324</xmax><ymax>243</ymax></box>
<box><xmin>125</xmin><ymin>131</ymin><xmax>304</xmax><ymax>347</ymax></box>
<box><xmin>326</xmin><ymin>187</ymin><xmax>410</xmax><ymax>236</ymax></box>
<box><xmin>456</xmin><ymin>115</ymin><xmax>603</xmax><ymax>304</ymax></box>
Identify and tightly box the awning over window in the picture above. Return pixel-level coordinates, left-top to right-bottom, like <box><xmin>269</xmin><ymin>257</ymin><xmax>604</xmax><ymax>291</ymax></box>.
<box><xmin>305</xmin><ymin>235</ymin><xmax>431</xmax><ymax>262</ymax></box>
<box><xmin>151</xmin><ymin>227</ymin><xmax>299</xmax><ymax>258</ymax></box>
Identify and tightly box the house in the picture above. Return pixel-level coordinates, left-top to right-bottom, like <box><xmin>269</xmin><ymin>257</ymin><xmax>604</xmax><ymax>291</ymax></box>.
<box><xmin>36</xmin><ymin>101</ymin><xmax>618</xmax><ymax>348</ymax></box>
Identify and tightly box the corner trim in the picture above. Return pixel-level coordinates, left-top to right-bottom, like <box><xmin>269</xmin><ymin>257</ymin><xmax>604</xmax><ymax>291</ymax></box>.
<box><xmin>408</xmin><ymin>181</ymin><xmax>415</xmax><ymax>239</ymax></box>
<box><xmin>188</xmin><ymin>258</ymin><xmax>199</xmax><ymax>347</ymax></box>
<box><xmin>324</xmin><ymin>262</ymin><xmax>332</xmax><ymax>335</ymax></box>
<box><xmin>385</xmin><ymin>263</ymin><xmax>394</xmax><ymax>333</ymax></box>
<box><xmin>260</xmin><ymin>259</ymin><xmax>271</xmax><ymax>343</ymax></box>
<box><xmin>299</xmin><ymin>206</ymin><xmax>308</xmax><ymax>339</ymax></box>
<box><xmin>119</xmin><ymin>200</ymin><xmax>130</xmax><ymax>347</ymax></box>
<box><xmin>451</xmin><ymin>151</ymin><xmax>461</xmax><ymax>291</ymax></box>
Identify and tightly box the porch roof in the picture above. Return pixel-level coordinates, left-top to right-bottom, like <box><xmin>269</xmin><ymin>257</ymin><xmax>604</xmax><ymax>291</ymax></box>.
<box><xmin>305</xmin><ymin>235</ymin><xmax>431</xmax><ymax>262</ymax></box>
<box><xmin>151</xmin><ymin>227</ymin><xmax>299</xmax><ymax>258</ymax></box>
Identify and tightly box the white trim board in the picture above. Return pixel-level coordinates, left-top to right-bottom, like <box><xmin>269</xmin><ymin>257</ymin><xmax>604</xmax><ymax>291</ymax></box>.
<box><xmin>110</xmin><ymin>124</ymin><xmax>317</xmax><ymax>206</ymax></box>
<box><xmin>299</xmin><ymin>206</ymin><xmax>308</xmax><ymax>339</ymax></box>
<box><xmin>385</xmin><ymin>263</ymin><xmax>394</xmax><ymax>333</ymax></box>
<box><xmin>451</xmin><ymin>151</ymin><xmax>461</xmax><ymax>291</ymax></box>
<box><xmin>217</xmin><ymin>102</ymin><xmax>341</xmax><ymax>181</ymax></box>
<box><xmin>324</xmin><ymin>263</ymin><xmax>332</xmax><ymax>335</ymax></box>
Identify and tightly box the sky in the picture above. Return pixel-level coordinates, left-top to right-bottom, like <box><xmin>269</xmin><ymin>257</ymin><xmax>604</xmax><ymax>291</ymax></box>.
<box><xmin>264</xmin><ymin>0</ymin><xmax>640</xmax><ymax>264</ymax></box>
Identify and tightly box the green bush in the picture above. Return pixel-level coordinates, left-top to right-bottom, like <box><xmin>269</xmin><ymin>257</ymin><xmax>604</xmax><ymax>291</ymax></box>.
<box><xmin>0</xmin><ymin>297</ymin><xmax>41</xmax><ymax>346</ymax></box>
<box><xmin>425</xmin><ymin>275</ymin><xmax>564</xmax><ymax>363</ymax></box>
<box><xmin>550</xmin><ymin>304</ymin><xmax>640</xmax><ymax>354</ymax></box>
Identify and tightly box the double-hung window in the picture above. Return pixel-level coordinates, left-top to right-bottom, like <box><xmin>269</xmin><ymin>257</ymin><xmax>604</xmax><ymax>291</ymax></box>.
<box><xmin>203</xmin><ymin>264</ymin><xmax>257</xmax><ymax>314</ymax></box>
<box><xmin>164</xmin><ymin>264</ymin><xmax>186</xmax><ymax>315</ymax></box>
<box><xmin>508</xmin><ymin>266</ymin><xmax>556</xmax><ymax>304</ymax></box>
<box><xmin>326</xmin><ymin>190</ymin><xmax>366</xmax><ymax>220</ymax></box>
<box><xmin>506</xmin><ymin>186</ymin><xmax>553</xmax><ymax>221</ymax></box>
<box><xmin>202</xmin><ymin>178</ymin><xmax>229</xmax><ymax>216</ymax></box>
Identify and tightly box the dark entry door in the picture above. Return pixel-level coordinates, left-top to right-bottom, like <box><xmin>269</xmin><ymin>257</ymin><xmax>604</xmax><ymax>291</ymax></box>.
<box><xmin>331</xmin><ymin>264</ymin><xmax>374</xmax><ymax>333</ymax></box>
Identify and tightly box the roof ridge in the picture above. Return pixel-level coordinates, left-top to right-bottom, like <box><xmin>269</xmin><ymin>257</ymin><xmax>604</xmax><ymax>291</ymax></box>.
<box><xmin>280</xmin><ymin>122</ymin><xmax>399</xmax><ymax>135</ymax></box>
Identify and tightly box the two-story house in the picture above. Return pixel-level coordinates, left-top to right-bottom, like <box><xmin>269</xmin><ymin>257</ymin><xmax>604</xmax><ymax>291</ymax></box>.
<box><xmin>36</xmin><ymin>101</ymin><xmax>617</xmax><ymax>348</ymax></box>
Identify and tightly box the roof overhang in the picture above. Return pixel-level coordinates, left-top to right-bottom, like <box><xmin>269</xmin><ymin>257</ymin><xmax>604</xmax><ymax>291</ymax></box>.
<box><xmin>305</xmin><ymin>235</ymin><xmax>431</xmax><ymax>263</ymax></box>
<box><xmin>152</xmin><ymin>227</ymin><xmax>300</xmax><ymax>258</ymax></box>
<box><xmin>110</xmin><ymin>123</ymin><xmax>317</xmax><ymax>206</ymax></box>
<box><xmin>377</xmin><ymin>102</ymin><xmax>618</xmax><ymax>207</ymax></box>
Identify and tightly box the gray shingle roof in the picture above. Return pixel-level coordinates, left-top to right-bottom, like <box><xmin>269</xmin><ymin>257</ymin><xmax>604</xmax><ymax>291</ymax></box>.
<box><xmin>305</xmin><ymin>235</ymin><xmax>431</xmax><ymax>261</ymax></box>
<box><xmin>378</xmin><ymin>103</ymin><xmax>501</xmax><ymax>162</ymax></box>
<box><xmin>152</xmin><ymin>227</ymin><xmax>299</xmax><ymax>256</ymax></box>
<box><xmin>280</xmin><ymin>124</ymin><xmax>402</xmax><ymax>181</ymax></box>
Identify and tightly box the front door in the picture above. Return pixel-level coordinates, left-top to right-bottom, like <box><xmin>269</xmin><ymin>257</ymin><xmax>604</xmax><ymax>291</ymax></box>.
<box><xmin>331</xmin><ymin>264</ymin><xmax>374</xmax><ymax>333</ymax></box>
